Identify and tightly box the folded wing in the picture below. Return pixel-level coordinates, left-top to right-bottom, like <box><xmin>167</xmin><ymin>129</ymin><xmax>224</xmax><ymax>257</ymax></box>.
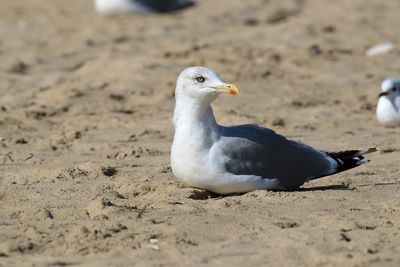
<box><xmin>214</xmin><ymin>125</ymin><xmax>337</xmax><ymax>190</ymax></box>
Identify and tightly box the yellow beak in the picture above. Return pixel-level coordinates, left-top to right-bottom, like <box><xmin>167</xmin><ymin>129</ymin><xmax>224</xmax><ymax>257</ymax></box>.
<box><xmin>215</xmin><ymin>83</ymin><xmax>240</xmax><ymax>95</ymax></box>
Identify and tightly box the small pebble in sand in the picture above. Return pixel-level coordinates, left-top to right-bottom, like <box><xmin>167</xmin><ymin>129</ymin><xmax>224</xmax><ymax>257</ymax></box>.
<box><xmin>141</xmin><ymin>237</ymin><xmax>160</xmax><ymax>250</ymax></box>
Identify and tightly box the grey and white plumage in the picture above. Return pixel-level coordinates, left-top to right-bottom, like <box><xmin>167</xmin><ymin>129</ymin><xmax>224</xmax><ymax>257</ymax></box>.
<box><xmin>95</xmin><ymin>0</ymin><xmax>194</xmax><ymax>15</ymax></box>
<box><xmin>377</xmin><ymin>78</ymin><xmax>400</xmax><ymax>127</ymax></box>
<box><xmin>171</xmin><ymin>67</ymin><xmax>375</xmax><ymax>194</ymax></box>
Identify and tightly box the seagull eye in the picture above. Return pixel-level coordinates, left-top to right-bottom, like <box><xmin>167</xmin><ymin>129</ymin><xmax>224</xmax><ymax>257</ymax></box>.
<box><xmin>196</xmin><ymin>76</ymin><xmax>206</xmax><ymax>83</ymax></box>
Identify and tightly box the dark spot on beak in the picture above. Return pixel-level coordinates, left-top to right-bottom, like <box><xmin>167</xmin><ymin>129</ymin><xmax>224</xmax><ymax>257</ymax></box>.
<box><xmin>379</xmin><ymin>92</ymin><xmax>389</xmax><ymax>98</ymax></box>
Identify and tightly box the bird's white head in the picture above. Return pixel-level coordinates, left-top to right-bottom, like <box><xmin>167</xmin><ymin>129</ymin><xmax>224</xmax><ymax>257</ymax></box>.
<box><xmin>175</xmin><ymin>67</ymin><xmax>239</xmax><ymax>104</ymax></box>
<box><xmin>380</xmin><ymin>78</ymin><xmax>400</xmax><ymax>99</ymax></box>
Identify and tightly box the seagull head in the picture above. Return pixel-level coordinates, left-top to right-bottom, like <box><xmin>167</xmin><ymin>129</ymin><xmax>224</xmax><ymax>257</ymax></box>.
<box><xmin>379</xmin><ymin>78</ymin><xmax>400</xmax><ymax>99</ymax></box>
<box><xmin>175</xmin><ymin>67</ymin><xmax>239</xmax><ymax>103</ymax></box>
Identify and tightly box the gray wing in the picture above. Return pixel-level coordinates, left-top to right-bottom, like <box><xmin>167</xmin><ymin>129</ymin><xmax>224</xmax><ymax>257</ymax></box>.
<box><xmin>215</xmin><ymin>124</ymin><xmax>335</xmax><ymax>189</ymax></box>
<box><xmin>131</xmin><ymin>0</ymin><xmax>194</xmax><ymax>12</ymax></box>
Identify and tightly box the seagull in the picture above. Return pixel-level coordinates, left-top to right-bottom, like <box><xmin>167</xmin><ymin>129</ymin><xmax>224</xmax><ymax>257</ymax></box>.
<box><xmin>95</xmin><ymin>0</ymin><xmax>194</xmax><ymax>15</ymax></box>
<box><xmin>376</xmin><ymin>78</ymin><xmax>400</xmax><ymax>127</ymax></box>
<box><xmin>171</xmin><ymin>67</ymin><xmax>376</xmax><ymax>194</ymax></box>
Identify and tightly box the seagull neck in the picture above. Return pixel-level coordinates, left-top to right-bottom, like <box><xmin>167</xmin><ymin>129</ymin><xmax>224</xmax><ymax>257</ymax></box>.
<box><xmin>174</xmin><ymin>97</ymin><xmax>218</xmax><ymax>134</ymax></box>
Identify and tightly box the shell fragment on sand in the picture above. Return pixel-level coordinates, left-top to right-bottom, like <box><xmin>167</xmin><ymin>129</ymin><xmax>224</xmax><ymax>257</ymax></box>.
<box><xmin>367</xmin><ymin>42</ymin><xmax>394</xmax><ymax>57</ymax></box>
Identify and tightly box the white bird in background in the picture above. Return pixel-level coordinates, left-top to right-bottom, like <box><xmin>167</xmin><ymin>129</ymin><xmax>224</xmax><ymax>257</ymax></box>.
<box><xmin>95</xmin><ymin>0</ymin><xmax>194</xmax><ymax>15</ymax></box>
<box><xmin>171</xmin><ymin>67</ymin><xmax>376</xmax><ymax>194</ymax></box>
<box><xmin>377</xmin><ymin>78</ymin><xmax>400</xmax><ymax>127</ymax></box>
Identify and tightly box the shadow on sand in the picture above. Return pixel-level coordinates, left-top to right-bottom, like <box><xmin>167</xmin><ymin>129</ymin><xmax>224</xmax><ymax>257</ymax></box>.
<box><xmin>187</xmin><ymin>181</ymin><xmax>400</xmax><ymax>200</ymax></box>
<box><xmin>298</xmin><ymin>184</ymin><xmax>354</xmax><ymax>192</ymax></box>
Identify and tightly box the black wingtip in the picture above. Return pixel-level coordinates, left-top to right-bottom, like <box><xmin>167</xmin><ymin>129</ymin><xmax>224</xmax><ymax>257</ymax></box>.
<box><xmin>327</xmin><ymin>148</ymin><xmax>376</xmax><ymax>174</ymax></box>
<box><xmin>134</xmin><ymin>0</ymin><xmax>195</xmax><ymax>13</ymax></box>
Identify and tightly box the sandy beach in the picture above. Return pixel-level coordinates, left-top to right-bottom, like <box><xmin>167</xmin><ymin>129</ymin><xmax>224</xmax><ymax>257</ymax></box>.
<box><xmin>1</xmin><ymin>0</ymin><xmax>400</xmax><ymax>266</ymax></box>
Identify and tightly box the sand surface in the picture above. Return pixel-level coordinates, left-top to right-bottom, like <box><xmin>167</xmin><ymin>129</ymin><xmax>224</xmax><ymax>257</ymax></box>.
<box><xmin>1</xmin><ymin>0</ymin><xmax>400</xmax><ymax>266</ymax></box>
